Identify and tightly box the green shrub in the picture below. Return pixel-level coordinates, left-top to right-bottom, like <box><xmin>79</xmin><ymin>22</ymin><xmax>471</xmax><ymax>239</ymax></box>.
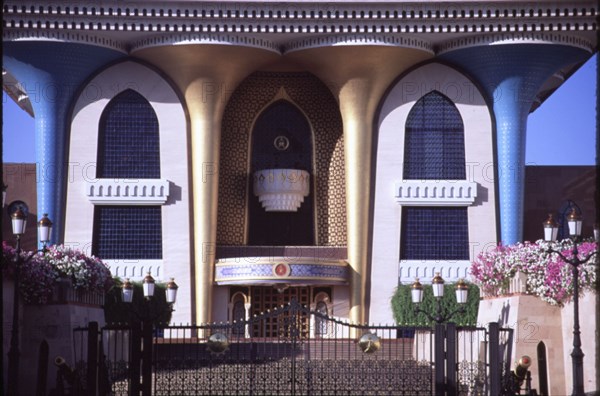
<box><xmin>104</xmin><ymin>278</ymin><xmax>173</xmax><ymax>325</ymax></box>
<box><xmin>391</xmin><ymin>282</ymin><xmax>480</xmax><ymax>326</ymax></box>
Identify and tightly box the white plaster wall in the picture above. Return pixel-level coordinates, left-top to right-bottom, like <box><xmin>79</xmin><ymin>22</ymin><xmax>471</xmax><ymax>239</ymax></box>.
<box><xmin>371</xmin><ymin>62</ymin><xmax>497</xmax><ymax>325</ymax></box>
<box><xmin>66</xmin><ymin>61</ymin><xmax>192</xmax><ymax>324</ymax></box>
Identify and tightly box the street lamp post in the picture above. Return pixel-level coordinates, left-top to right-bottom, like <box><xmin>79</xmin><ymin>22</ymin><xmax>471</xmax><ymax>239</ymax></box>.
<box><xmin>411</xmin><ymin>274</ymin><xmax>469</xmax><ymax>323</ymax></box>
<box><xmin>121</xmin><ymin>274</ymin><xmax>178</xmax><ymax>396</ymax></box>
<box><xmin>6</xmin><ymin>201</ymin><xmax>53</xmax><ymax>396</ymax></box>
<box><xmin>543</xmin><ymin>209</ymin><xmax>598</xmax><ymax>396</ymax></box>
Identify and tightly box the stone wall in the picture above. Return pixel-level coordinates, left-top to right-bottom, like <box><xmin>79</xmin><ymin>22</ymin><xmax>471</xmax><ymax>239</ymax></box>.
<box><xmin>2</xmin><ymin>277</ymin><xmax>105</xmax><ymax>395</ymax></box>
<box><xmin>477</xmin><ymin>293</ymin><xmax>597</xmax><ymax>395</ymax></box>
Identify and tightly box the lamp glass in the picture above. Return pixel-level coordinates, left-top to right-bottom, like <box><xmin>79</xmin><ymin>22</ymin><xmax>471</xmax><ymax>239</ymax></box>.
<box><xmin>166</xmin><ymin>288</ymin><xmax>178</xmax><ymax>304</ymax></box>
<box><xmin>11</xmin><ymin>216</ymin><xmax>26</xmax><ymax>236</ymax></box>
<box><xmin>455</xmin><ymin>288</ymin><xmax>468</xmax><ymax>304</ymax></box>
<box><xmin>38</xmin><ymin>215</ymin><xmax>53</xmax><ymax>243</ymax></box>
<box><xmin>568</xmin><ymin>218</ymin><xmax>582</xmax><ymax>238</ymax></box>
<box><xmin>38</xmin><ymin>226</ymin><xmax>51</xmax><ymax>243</ymax></box>
<box><xmin>143</xmin><ymin>273</ymin><xmax>156</xmax><ymax>298</ymax></box>
<box><xmin>431</xmin><ymin>273</ymin><xmax>445</xmax><ymax>298</ymax></box>
<box><xmin>143</xmin><ymin>282</ymin><xmax>155</xmax><ymax>298</ymax></box>
<box><xmin>543</xmin><ymin>226</ymin><xmax>558</xmax><ymax>242</ymax></box>
<box><xmin>122</xmin><ymin>287</ymin><xmax>134</xmax><ymax>303</ymax></box>
<box><xmin>411</xmin><ymin>288</ymin><xmax>423</xmax><ymax>304</ymax></box>
<box><xmin>566</xmin><ymin>209</ymin><xmax>582</xmax><ymax>238</ymax></box>
<box><xmin>166</xmin><ymin>278</ymin><xmax>178</xmax><ymax>304</ymax></box>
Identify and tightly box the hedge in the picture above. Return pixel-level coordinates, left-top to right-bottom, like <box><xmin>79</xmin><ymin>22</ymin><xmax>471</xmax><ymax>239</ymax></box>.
<box><xmin>391</xmin><ymin>282</ymin><xmax>480</xmax><ymax>326</ymax></box>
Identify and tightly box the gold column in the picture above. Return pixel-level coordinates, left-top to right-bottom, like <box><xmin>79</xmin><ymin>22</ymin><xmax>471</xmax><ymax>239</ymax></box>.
<box><xmin>288</xmin><ymin>46</ymin><xmax>432</xmax><ymax>327</ymax></box>
<box><xmin>134</xmin><ymin>44</ymin><xmax>278</xmax><ymax>324</ymax></box>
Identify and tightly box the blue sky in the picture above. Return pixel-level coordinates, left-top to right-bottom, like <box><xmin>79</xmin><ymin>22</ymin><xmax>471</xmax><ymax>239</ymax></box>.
<box><xmin>2</xmin><ymin>54</ymin><xmax>597</xmax><ymax>165</ymax></box>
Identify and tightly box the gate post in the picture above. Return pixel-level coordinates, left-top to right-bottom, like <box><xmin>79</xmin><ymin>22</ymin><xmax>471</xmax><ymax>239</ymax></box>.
<box><xmin>445</xmin><ymin>323</ymin><xmax>457</xmax><ymax>396</ymax></box>
<box><xmin>36</xmin><ymin>339</ymin><xmax>49</xmax><ymax>396</ymax></box>
<box><xmin>434</xmin><ymin>323</ymin><xmax>445</xmax><ymax>396</ymax></box>
<box><xmin>87</xmin><ymin>321</ymin><xmax>99</xmax><ymax>396</ymax></box>
<box><xmin>141</xmin><ymin>321</ymin><xmax>153</xmax><ymax>396</ymax></box>
<box><xmin>129</xmin><ymin>321</ymin><xmax>142</xmax><ymax>396</ymax></box>
<box><xmin>488</xmin><ymin>322</ymin><xmax>501</xmax><ymax>396</ymax></box>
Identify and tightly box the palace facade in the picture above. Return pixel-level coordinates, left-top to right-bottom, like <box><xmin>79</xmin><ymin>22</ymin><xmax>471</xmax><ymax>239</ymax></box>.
<box><xmin>2</xmin><ymin>1</ymin><xmax>597</xmax><ymax>327</ymax></box>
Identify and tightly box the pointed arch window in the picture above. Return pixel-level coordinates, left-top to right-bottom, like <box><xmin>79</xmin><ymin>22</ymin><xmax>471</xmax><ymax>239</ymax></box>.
<box><xmin>232</xmin><ymin>296</ymin><xmax>246</xmax><ymax>336</ymax></box>
<box><xmin>315</xmin><ymin>300</ymin><xmax>329</xmax><ymax>337</ymax></box>
<box><xmin>96</xmin><ymin>89</ymin><xmax>160</xmax><ymax>179</ymax></box>
<box><xmin>248</xmin><ymin>100</ymin><xmax>315</xmax><ymax>246</ymax></box>
<box><xmin>92</xmin><ymin>90</ymin><xmax>163</xmax><ymax>260</ymax></box>
<box><xmin>403</xmin><ymin>91</ymin><xmax>465</xmax><ymax>180</ymax></box>
<box><xmin>400</xmin><ymin>92</ymin><xmax>469</xmax><ymax>261</ymax></box>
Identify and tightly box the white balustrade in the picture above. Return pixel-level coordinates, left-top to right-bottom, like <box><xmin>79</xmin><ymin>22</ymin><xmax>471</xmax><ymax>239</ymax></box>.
<box><xmin>86</xmin><ymin>179</ymin><xmax>170</xmax><ymax>205</ymax></box>
<box><xmin>395</xmin><ymin>180</ymin><xmax>478</xmax><ymax>206</ymax></box>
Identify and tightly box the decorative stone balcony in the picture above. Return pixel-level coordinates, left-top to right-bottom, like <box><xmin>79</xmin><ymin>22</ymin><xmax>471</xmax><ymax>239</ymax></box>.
<box><xmin>86</xmin><ymin>179</ymin><xmax>170</xmax><ymax>205</ymax></box>
<box><xmin>253</xmin><ymin>169</ymin><xmax>310</xmax><ymax>212</ymax></box>
<box><xmin>394</xmin><ymin>180</ymin><xmax>478</xmax><ymax>206</ymax></box>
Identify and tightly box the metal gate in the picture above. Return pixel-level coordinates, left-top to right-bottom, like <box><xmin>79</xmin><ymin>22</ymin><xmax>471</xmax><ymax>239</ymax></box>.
<box><xmin>72</xmin><ymin>300</ymin><xmax>514</xmax><ymax>396</ymax></box>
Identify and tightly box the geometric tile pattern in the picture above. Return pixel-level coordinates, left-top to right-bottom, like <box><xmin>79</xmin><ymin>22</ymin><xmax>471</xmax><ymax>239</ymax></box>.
<box><xmin>218</xmin><ymin>71</ymin><xmax>346</xmax><ymax>246</ymax></box>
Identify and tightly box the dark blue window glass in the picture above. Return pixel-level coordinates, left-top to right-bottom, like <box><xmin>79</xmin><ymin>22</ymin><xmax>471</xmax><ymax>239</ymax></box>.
<box><xmin>400</xmin><ymin>207</ymin><xmax>469</xmax><ymax>260</ymax></box>
<box><xmin>97</xmin><ymin>89</ymin><xmax>160</xmax><ymax>179</ymax></box>
<box><xmin>92</xmin><ymin>206</ymin><xmax>162</xmax><ymax>259</ymax></box>
<box><xmin>403</xmin><ymin>91</ymin><xmax>465</xmax><ymax>180</ymax></box>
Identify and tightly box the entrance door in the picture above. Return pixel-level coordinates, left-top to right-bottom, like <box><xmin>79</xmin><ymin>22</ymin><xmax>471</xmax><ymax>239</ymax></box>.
<box><xmin>251</xmin><ymin>286</ymin><xmax>310</xmax><ymax>337</ymax></box>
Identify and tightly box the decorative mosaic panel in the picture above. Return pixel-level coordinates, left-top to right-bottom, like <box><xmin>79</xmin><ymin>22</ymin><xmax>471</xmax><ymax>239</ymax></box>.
<box><xmin>218</xmin><ymin>72</ymin><xmax>346</xmax><ymax>246</ymax></box>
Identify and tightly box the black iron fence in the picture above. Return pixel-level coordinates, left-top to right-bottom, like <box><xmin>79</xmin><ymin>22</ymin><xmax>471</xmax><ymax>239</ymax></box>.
<box><xmin>71</xmin><ymin>300</ymin><xmax>517</xmax><ymax>396</ymax></box>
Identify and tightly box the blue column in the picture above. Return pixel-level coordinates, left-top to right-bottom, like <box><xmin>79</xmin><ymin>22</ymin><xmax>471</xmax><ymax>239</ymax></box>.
<box><xmin>3</xmin><ymin>42</ymin><xmax>123</xmax><ymax>246</ymax></box>
<box><xmin>440</xmin><ymin>44</ymin><xmax>589</xmax><ymax>244</ymax></box>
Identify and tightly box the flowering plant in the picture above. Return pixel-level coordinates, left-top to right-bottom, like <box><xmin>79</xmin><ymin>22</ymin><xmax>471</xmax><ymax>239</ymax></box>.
<box><xmin>2</xmin><ymin>242</ymin><xmax>114</xmax><ymax>304</ymax></box>
<box><xmin>470</xmin><ymin>239</ymin><xmax>597</xmax><ymax>306</ymax></box>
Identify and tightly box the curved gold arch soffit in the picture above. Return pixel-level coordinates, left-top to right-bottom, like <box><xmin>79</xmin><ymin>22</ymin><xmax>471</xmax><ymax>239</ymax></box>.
<box><xmin>3</xmin><ymin>29</ymin><xmax>128</xmax><ymax>53</ymax></box>
<box><xmin>437</xmin><ymin>32</ymin><xmax>594</xmax><ymax>55</ymax></box>
<box><xmin>281</xmin><ymin>34</ymin><xmax>434</xmax><ymax>98</ymax></box>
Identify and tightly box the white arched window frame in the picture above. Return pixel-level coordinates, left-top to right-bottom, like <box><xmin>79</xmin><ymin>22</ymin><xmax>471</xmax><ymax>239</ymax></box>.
<box><xmin>311</xmin><ymin>291</ymin><xmax>332</xmax><ymax>338</ymax></box>
<box><xmin>229</xmin><ymin>291</ymin><xmax>251</xmax><ymax>338</ymax></box>
<box><xmin>66</xmin><ymin>61</ymin><xmax>191</xmax><ymax>325</ymax></box>
<box><xmin>370</xmin><ymin>62</ymin><xmax>496</xmax><ymax>325</ymax></box>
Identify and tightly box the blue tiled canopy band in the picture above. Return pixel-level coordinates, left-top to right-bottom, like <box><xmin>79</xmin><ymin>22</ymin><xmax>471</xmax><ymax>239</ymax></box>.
<box><xmin>215</xmin><ymin>259</ymin><xmax>349</xmax><ymax>285</ymax></box>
